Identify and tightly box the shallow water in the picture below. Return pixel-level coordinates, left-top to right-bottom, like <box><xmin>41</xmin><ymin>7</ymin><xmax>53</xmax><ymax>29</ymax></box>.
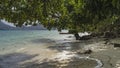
<box><xmin>0</xmin><ymin>30</ymin><xmax>103</xmax><ymax>68</ymax></box>
<box><xmin>0</xmin><ymin>30</ymin><xmax>72</xmax><ymax>54</ymax></box>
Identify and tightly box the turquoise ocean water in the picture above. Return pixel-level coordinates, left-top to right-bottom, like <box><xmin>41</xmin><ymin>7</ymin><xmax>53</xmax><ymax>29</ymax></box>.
<box><xmin>0</xmin><ymin>30</ymin><xmax>72</xmax><ymax>54</ymax></box>
<box><xmin>0</xmin><ymin>30</ymin><xmax>103</xmax><ymax>68</ymax></box>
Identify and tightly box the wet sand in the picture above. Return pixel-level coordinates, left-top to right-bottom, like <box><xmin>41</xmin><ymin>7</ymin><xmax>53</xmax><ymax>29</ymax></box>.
<box><xmin>0</xmin><ymin>37</ymin><xmax>120</xmax><ymax>68</ymax></box>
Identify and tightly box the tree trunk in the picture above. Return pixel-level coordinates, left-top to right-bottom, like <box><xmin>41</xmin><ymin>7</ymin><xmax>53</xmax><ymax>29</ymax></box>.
<box><xmin>74</xmin><ymin>33</ymin><xmax>80</xmax><ymax>40</ymax></box>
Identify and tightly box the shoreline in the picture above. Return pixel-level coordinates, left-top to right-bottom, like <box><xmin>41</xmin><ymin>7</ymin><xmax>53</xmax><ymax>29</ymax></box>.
<box><xmin>0</xmin><ymin>37</ymin><xmax>120</xmax><ymax>68</ymax></box>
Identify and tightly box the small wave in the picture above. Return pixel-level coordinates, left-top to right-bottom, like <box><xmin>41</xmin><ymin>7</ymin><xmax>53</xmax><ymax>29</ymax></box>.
<box><xmin>53</xmin><ymin>51</ymin><xmax>103</xmax><ymax>68</ymax></box>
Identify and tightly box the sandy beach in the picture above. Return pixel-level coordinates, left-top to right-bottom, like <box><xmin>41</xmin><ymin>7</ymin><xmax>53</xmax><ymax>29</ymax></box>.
<box><xmin>1</xmin><ymin>0</ymin><xmax>120</xmax><ymax>68</ymax></box>
<box><xmin>0</xmin><ymin>35</ymin><xmax>120</xmax><ymax>68</ymax></box>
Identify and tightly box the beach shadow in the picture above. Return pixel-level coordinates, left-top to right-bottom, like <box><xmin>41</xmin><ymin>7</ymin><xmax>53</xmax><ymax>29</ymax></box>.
<box><xmin>31</xmin><ymin>38</ymin><xmax>55</xmax><ymax>44</ymax></box>
<box><xmin>47</xmin><ymin>38</ymin><xmax>101</xmax><ymax>52</ymax></box>
<box><xmin>48</xmin><ymin>42</ymin><xmax>85</xmax><ymax>52</ymax></box>
<box><xmin>0</xmin><ymin>53</ymin><xmax>38</xmax><ymax>68</ymax></box>
<box><xmin>21</xmin><ymin>56</ymin><xmax>98</xmax><ymax>68</ymax></box>
<box><xmin>22</xmin><ymin>59</ymin><xmax>59</xmax><ymax>68</ymax></box>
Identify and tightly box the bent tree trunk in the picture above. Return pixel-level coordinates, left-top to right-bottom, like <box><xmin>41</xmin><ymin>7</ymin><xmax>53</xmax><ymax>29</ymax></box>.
<box><xmin>69</xmin><ymin>29</ymin><xmax>80</xmax><ymax>40</ymax></box>
<box><xmin>74</xmin><ymin>33</ymin><xmax>80</xmax><ymax>40</ymax></box>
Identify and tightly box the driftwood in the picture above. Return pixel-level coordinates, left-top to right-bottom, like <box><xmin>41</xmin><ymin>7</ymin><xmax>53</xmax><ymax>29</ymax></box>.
<box><xmin>59</xmin><ymin>32</ymin><xmax>71</xmax><ymax>34</ymax></box>
<box><xmin>79</xmin><ymin>35</ymin><xmax>91</xmax><ymax>40</ymax></box>
<box><xmin>74</xmin><ymin>33</ymin><xmax>80</xmax><ymax>40</ymax></box>
<box><xmin>77</xmin><ymin>49</ymin><xmax>92</xmax><ymax>54</ymax></box>
<box><xmin>114</xmin><ymin>43</ymin><xmax>120</xmax><ymax>47</ymax></box>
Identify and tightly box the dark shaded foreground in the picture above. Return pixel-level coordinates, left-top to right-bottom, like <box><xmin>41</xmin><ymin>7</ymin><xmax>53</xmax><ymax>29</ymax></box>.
<box><xmin>0</xmin><ymin>53</ymin><xmax>38</xmax><ymax>68</ymax></box>
<box><xmin>0</xmin><ymin>52</ymin><xmax>101</xmax><ymax>68</ymax></box>
<box><xmin>0</xmin><ymin>38</ymin><xmax>120</xmax><ymax>68</ymax></box>
<box><xmin>22</xmin><ymin>57</ymin><xmax>98</xmax><ymax>68</ymax></box>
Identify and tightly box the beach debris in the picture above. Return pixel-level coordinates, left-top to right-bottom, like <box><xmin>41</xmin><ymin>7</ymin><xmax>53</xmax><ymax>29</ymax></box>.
<box><xmin>114</xmin><ymin>43</ymin><xmax>120</xmax><ymax>47</ymax></box>
<box><xmin>77</xmin><ymin>49</ymin><xmax>92</xmax><ymax>54</ymax></box>
<box><xmin>104</xmin><ymin>38</ymin><xmax>110</xmax><ymax>44</ymax></box>
<box><xmin>74</xmin><ymin>33</ymin><xmax>81</xmax><ymax>40</ymax></box>
<box><xmin>79</xmin><ymin>35</ymin><xmax>92</xmax><ymax>40</ymax></box>
<box><xmin>103</xmin><ymin>32</ymin><xmax>117</xmax><ymax>38</ymax></box>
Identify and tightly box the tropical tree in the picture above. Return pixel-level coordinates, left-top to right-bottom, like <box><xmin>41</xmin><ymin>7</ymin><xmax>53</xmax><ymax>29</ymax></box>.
<box><xmin>0</xmin><ymin>0</ymin><xmax>120</xmax><ymax>39</ymax></box>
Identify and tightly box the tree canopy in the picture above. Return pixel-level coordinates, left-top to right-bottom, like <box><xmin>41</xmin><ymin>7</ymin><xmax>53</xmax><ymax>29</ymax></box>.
<box><xmin>0</xmin><ymin>0</ymin><xmax>120</xmax><ymax>33</ymax></box>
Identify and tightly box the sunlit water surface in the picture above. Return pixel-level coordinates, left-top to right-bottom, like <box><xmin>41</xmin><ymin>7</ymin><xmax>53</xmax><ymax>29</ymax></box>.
<box><xmin>0</xmin><ymin>30</ymin><xmax>102</xmax><ymax>68</ymax></box>
<box><xmin>0</xmin><ymin>30</ymin><xmax>72</xmax><ymax>54</ymax></box>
